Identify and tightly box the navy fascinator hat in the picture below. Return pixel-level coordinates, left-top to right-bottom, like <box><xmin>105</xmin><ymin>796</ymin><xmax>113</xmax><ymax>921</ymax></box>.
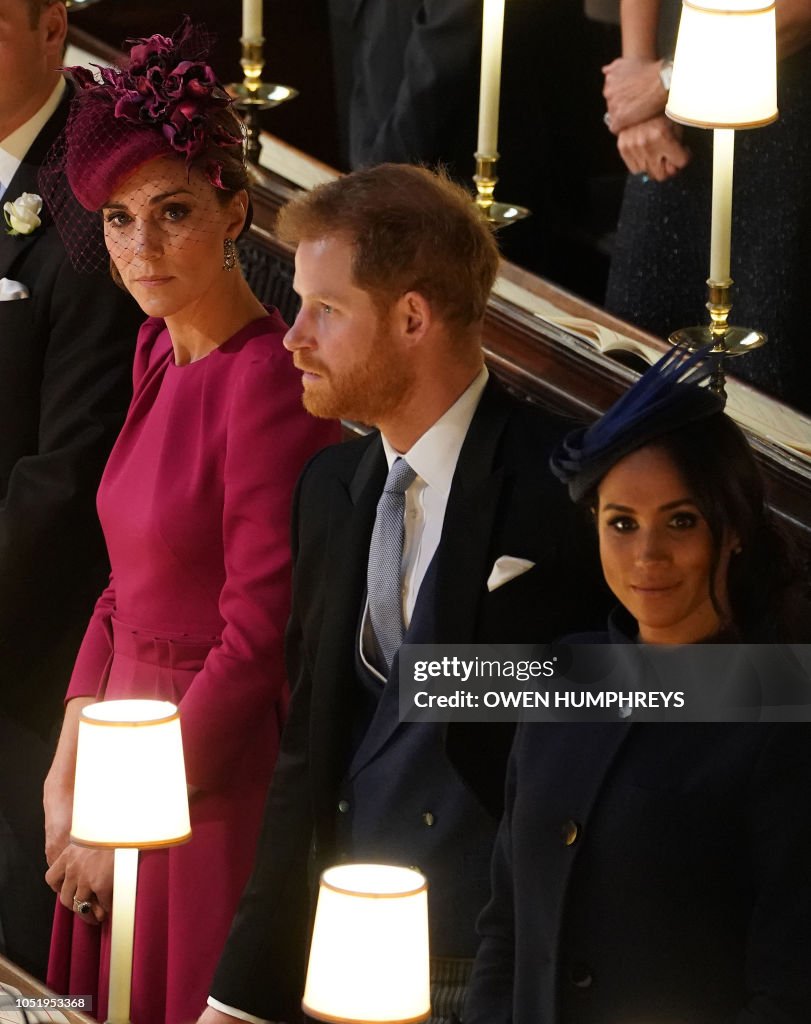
<box><xmin>550</xmin><ymin>346</ymin><xmax>725</xmax><ymax>503</ymax></box>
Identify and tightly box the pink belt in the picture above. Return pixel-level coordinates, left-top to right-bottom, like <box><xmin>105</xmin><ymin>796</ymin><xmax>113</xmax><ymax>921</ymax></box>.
<box><xmin>109</xmin><ymin>615</ymin><xmax>220</xmax><ymax>675</ymax></box>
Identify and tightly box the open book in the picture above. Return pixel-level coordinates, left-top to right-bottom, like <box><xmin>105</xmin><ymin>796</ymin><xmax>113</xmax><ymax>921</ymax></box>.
<box><xmin>493</xmin><ymin>276</ymin><xmax>811</xmax><ymax>462</ymax></box>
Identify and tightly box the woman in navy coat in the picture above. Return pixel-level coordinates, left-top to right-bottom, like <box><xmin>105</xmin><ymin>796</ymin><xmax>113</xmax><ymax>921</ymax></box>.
<box><xmin>466</xmin><ymin>348</ymin><xmax>811</xmax><ymax>1023</ymax></box>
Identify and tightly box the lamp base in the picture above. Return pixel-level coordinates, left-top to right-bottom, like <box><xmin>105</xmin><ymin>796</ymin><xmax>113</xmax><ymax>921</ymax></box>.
<box><xmin>668</xmin><ymin>324</ymin><xmax>767</xmax><ymax>356</ymax></box>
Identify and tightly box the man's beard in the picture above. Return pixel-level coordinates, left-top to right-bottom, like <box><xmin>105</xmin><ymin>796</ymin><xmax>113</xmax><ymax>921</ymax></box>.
<box><xmin>298</xmin><ymin>323</ymin><xmax>415</xmax><ymax>427</ymax></box>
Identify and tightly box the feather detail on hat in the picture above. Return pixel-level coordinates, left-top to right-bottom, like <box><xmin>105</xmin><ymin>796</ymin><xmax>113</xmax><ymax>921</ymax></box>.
<box><xmin>550</xmin><ymin>345</ymin><xmax>725</xmax><ymax>502</ymax></box>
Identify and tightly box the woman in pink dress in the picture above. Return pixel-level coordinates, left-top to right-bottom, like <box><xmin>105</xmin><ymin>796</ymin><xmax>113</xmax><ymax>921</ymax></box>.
<box><xmin>39</xmin><ymin>20</ymin><xmax>339</xmax><ymax>1024</ymax></box>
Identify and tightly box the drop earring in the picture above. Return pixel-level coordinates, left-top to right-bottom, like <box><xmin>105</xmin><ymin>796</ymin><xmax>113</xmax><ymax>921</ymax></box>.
<box><xmin>223</xmin><ymin>237</ymin><xmax>238</xmax><ymax>271</ymax></box>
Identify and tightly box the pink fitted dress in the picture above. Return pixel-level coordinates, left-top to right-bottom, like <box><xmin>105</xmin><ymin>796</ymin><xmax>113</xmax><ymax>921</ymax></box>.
<box><xmin>47</xmin><ymin>310</ymin><xmax>339</xmax><ymax>1023</ymax></box>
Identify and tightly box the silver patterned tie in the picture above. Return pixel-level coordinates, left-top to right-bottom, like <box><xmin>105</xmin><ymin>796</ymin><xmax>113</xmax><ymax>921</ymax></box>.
<box><xmin>367</xmin><ymin>457</ymin><xmax>417</xmax><ymax>672</ymax></box>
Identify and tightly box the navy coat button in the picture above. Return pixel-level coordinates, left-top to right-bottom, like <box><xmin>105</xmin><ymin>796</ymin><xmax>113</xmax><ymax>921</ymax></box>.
<box><xmin>560</xmin><ymin>819</ymin><xmax>580</xmax><ymax>846</ymax></box>
<box><xmin>569</xmin><ymin>962</ymin><xmax>593</xmax><ymax>988</ymax></box>
<box><xmin>422</xmin><ymin>812</ymin><xmax>436</xmax><ymax>827</ymax></box>
<box><xmin>337</xmin><ymin>799</ymin><xmax>350</xmax><ymax>813</ymax></box>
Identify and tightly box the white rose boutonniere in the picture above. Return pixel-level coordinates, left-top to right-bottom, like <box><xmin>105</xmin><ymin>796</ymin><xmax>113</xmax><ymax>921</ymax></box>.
<box><xmin>3</xmin><ymin>192</ymin><xmax>43</xmax><ymax>236</ymax></box>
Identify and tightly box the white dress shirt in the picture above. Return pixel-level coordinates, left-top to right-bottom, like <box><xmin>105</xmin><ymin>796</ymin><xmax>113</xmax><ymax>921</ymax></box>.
<box><xmin>206</xmin><ymin>366</ymin><xmax>489</xmax><ymax>1024</ymax></box>
<box><xmin>359</xmin><ymin>366</ymin><xmax>489</xmax><ymax>679</ymax></box>
<box><xmin>0</xmin><ymin>78</ymin><xmax>65</xmax><ymax>199</ymax></box>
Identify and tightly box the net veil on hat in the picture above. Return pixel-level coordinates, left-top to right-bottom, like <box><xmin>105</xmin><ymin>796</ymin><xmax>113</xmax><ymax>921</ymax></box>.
<box><xmin>39</xmin><ymin>16</ymin><xmax>246</xmax><ymax>272</ymax></box>
<box><xmin>550</xmin><ymin>345</ymin><xmax>726</xmax><ymax>503</ymax></box>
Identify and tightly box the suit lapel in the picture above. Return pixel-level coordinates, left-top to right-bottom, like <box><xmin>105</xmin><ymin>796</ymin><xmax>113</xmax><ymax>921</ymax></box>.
<box><xmin>0</xmin><ymin>161</ymin><xmax>41</xmax><ymax>280</ymax></box>
<box><xmin>312</xmin><ymin>438</ymin><xmax>386</xmax><ymax>708</ymax></box>
<box><xmin>434</xmin><ymin>378</ymin><xmax>511</xmax><ymax>642</ymax></box>
<box><xmin>310</xmin><ymin>438</ymin><xmax>386</xmax><ymax>806</ymax></box>
<box><xmin>0</xmin><ymin>82</ymin><xmax>71</xmax><ymax>280</ymax></box>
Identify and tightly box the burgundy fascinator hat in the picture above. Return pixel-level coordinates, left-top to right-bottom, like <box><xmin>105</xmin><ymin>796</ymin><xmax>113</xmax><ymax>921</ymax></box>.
<box><xmin>40</xmin><ymin>16</ymin><xmax>247</xmax><ymax>270</ymax></box>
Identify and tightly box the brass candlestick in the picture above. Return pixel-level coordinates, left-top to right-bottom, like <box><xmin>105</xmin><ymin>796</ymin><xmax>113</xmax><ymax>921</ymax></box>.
<box><xmin>227</xmin><ymin>38</ymin><xmax>298</xmax><ymax>165</ymax></box>
<box><xmin>473</xmin><ymin>152</ymin><xmax>530</xmax><ymax>228</ymax></box>
<box><xmin>669</xmin><ymin>277</ymin><xmax>766</xmax><ymax>395</ymax></box>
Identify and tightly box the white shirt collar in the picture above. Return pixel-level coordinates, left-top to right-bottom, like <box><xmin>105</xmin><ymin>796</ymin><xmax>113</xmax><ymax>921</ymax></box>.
<box><xmin>0</xmin><ymin>78</ymin><xmax>66</xmax><ymax>199</ymax></box>
<box><xmin>380</xmin><ymin>365</ymin><xmax>489</xmax><ymax>495</ymax></box>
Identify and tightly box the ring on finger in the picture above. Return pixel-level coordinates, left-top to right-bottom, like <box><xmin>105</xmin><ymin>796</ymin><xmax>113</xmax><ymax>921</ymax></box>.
<box><xmin>73</xmin><ymin>896</ymin><xmax>93</xmax><ymax>916</ymax></box>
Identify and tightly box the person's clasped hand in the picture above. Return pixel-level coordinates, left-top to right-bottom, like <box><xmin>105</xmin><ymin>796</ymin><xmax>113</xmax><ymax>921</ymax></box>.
<box><xmin>616</xmin><ymin>115</ymin><xmax>691</xmax><ymax>182</ymax></box>
<box><xmin>602</xmin><ymin>56</ymin><xmax>670</xmax><ymax>135</ymax></box>
<box><xmin>45</xmin><ymin>844</ymin><xmax>114</xmax><ymax>926</ymax></box>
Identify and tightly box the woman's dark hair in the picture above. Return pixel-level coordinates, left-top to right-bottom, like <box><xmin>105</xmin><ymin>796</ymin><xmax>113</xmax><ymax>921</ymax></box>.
<box><xmin>588</xmin><ymin>412</ymin><xmax>808</xmax><ymax>640</ymax></box>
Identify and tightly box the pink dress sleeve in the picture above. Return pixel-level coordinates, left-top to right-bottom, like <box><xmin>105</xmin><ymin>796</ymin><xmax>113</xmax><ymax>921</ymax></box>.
<box><xmin>176</xmin><ymin>342</ymin><xmax>339</xmax><ymax>789</ymax></box>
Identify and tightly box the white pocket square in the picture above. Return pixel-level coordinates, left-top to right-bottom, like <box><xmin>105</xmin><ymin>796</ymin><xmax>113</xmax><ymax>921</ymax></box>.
<box><xmin>487</xmin><ymin>555</ymin><xmax>535</xmax><ymax>592</ymax></box>
<box><xmin>0</xmin><ymin>277</ymin><xmax>29</xmax><ymax>300</ymax></box>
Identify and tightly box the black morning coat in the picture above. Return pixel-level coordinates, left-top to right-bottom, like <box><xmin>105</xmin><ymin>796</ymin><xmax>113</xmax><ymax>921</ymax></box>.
<box><xmin>210</xmin><ymin>377</ymin><xmax>611</xmax><ymax>1022</ymax></box>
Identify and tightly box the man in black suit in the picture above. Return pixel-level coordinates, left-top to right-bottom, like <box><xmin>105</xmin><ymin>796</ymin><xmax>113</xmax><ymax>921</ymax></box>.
<box><xmin>0</xmin><ymin>0</ymin><xmax>141</xmax><ymax>977</ymax></box>
<box><xmin>200</xmin><ymin>164</ymin><xmax>607</xmax><ymax>1024</ymax></box>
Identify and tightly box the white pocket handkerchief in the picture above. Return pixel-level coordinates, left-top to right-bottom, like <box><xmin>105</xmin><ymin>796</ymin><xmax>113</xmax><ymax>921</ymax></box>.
<box><xmin>487</xmin><ymin>555</ymin><xmax>535</xmax><ymax>592</ymax></box>
<box><xmin>0</xmin><ymin>277</ymin><xmax>29</xmax><ymax>300</ymax></box>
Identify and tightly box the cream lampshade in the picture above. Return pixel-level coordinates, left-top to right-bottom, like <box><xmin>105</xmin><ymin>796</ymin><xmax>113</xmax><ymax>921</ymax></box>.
<box><xmin>666</xmin><ymin>0</ymin><xmax>777</xmax><ymax>129</ymax></box>
<box><xmin>663</xmin><ymin>0</ymin><xmax>778</xmax><ymax>367</ymax></box>
<box><xmin>71</xmin><ymin>700</ymin><xmax>190</xmax><ymax>1024</ymax></box>
<box><xmin>302</xmin><ymin>864</ymin><xmax>431</xmax><ymax>1024</ymax></box>
<box><xmin>72</xmin><ymin>699</ymin><xmax>190</xmax><ymax>848</ymax></box>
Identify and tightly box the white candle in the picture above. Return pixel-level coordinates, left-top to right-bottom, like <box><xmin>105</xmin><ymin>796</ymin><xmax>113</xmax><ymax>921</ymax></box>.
<box><xmin>709</xmin><ymin>128</ymin><xmax>734</xmax><ymax>284</ymax></box>
<box><xmin>242</xmin><ymin>0</ymin><xmax>263</xmax><ymax>43</ymax></box>
<box><xmin>106</xmin><ymin>848</ymin><xmax>139</xmax><ymax>1024</ymax></box>
<box><xmin>477</xmin><ymin>0</ymin><xmax>506</xmax><ymax>155</ymax></box>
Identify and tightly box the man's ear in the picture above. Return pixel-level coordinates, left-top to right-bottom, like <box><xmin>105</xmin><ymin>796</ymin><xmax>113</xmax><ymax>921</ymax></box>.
<box><xmin>394</xmin><ymin>290</ymin><xmax>433</xmax><ymax>346</ymax></box>
<box><xmin>43</xmin><ymin>0</ymin><xmax>68</xmax><ymax>61</ymax></box>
